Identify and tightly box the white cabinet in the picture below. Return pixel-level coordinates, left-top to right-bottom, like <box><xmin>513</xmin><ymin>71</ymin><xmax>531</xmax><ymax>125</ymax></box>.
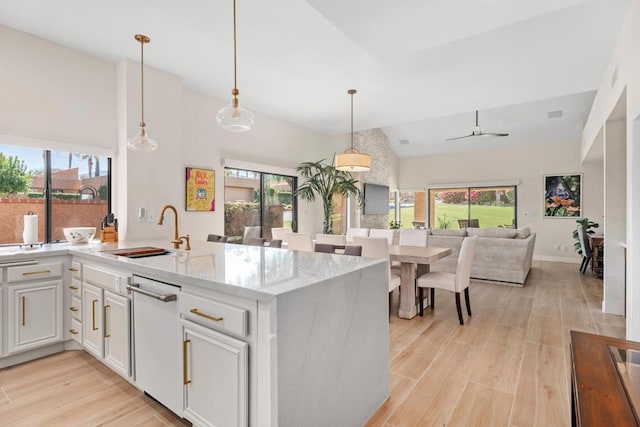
<box><xmin>103</xmin><ymin>291</ymin><xmax>130</xmax><ymax>378</ymax></box>
<box><xmin>82</xmin><ymin>282</ymin><xmax>104</xmax><ymax>358</ymax></box>
<box><xmin>7</xmin><ymin>280</ymin><xmax>63</xmax><ymax>354</ymax></box>
<box><xmin>182</xmin><ymin>319</ymin><xmax>248</xmax><ymax>427</ymax></box>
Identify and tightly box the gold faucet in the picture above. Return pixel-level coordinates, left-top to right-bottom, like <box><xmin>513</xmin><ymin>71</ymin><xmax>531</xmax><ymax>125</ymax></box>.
<box><xmin>158</xmin><ymin>205</ymin><xmax>190</xmax><ymax>250</ymax></box>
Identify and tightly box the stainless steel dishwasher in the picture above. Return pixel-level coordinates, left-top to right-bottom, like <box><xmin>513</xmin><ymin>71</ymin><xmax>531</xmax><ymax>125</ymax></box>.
<box><xmin>128</xmin><ymin>275</ymin><xmax>183</xmax><ymax>415</ymax></box>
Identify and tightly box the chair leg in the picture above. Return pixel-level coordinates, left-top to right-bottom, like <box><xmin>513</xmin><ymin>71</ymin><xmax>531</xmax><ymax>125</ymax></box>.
<box><xmin>455</xmin><ymin>293</ymin><xmax>464</xmax><ymax>325</ymax></box>
<box><xmin>418</xmin><ymin>287</ymin><xmax>424</xmax><ymax>316</ymax></box>
<box><xmin>430</xmin><ymin>288</ymin><xmax>435</xmax><ymax>309</ymax></box>
<box><xmin>580</xmin><ymin>257</ymin><xmax>587</xmax><ymax>273</ymax></box>
<box><xmin>464</xmin><ymin>287</ymin><xmax>471</xmax><ymax>316</ymax></box>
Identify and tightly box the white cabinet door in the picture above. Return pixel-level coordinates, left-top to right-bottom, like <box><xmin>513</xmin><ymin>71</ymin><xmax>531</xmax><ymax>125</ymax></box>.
<box><xmin>104</xmin><ymin>290</ymin><xmax>130</xmax><ymax>378</ymax></box>
<box><xmin>182</xmin><ymin>319</ymin><xmax>248</xmax><ymax>427</ymax></box>
<box><xmin>7</xmin><ymin>280</ymin><xmax>63</xmax><ymax>354</ymax></box>
<box><xmin>82</xmin><ymin>282</ymin><xmax>104</xmax><ymax>358</ymax></box>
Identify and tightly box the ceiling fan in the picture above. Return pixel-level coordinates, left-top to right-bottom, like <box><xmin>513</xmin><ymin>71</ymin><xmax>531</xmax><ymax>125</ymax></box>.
<box><xmin>446</xmin><ymin>110</ymin><xmax>509</xmax><ymax>141</ymax></box>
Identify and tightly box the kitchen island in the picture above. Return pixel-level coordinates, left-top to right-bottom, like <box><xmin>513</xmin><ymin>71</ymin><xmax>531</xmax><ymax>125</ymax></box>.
<box><xmin>0</xmin><ymin>240</ymin><xmax>390</xmax><ymax>426</ymax></box>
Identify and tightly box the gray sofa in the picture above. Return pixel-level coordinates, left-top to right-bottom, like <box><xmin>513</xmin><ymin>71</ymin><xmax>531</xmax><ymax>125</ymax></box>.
<box><xmin>426</xmin><ymin>227</ymin><xmax>536</xmax><ymax>286</ymax></box>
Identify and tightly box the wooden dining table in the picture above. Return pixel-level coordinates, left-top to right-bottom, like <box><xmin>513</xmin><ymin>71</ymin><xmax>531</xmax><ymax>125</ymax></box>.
<box><xmin>388</xmin><ymin>245</ymin><xmax>452</xmax><ymax>319</ymax></box>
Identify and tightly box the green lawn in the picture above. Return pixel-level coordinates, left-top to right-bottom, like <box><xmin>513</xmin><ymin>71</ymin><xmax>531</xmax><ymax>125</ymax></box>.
<box><xmin>392</xmin><ymin>203</ymin><xmax>515</xmax><ymax>229</ymax></box>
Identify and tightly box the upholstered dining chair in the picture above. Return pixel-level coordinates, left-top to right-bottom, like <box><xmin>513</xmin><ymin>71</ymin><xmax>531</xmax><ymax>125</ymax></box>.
<box><xmin>354</xmin><ymin>236</ymin><xmax>401</xmax><ymax>314</ymax></box>
<box><xmin>346</xmin><ymin>227</ymin><xmax>369</xmax><ymax>243</ymax></box>
<box><xmin>392</xmin><ymin>228</ymin><xmax>429</xmax><ymax>269</ymax></box>
<box><xmin>314</xmin><ymin>243</ymin><xmax>337</xmax><ymax>254</ymax></box>
<box><xmin>271</xmin><ymin>227</ymin><xmax>292</xmax><ymax>242</ymax></box>
<box><xmin>369</xmin><ymin>229</ymin><xmax>394</xmax><ymax>244</ymax></box>
<box><xmin>246</xmin><ymin>237</ymin><xmax>266</xmax><ymax>246</ymax></box>
<box><xmin>416</xmin><ymin>235</ymin><xmax>478</xmax><ymax>325</ymax></box>
<box><xmin>286</xmin><ymin>232</ymin><xmax>314</xmax><ymax>252</ymax></box>
<box><xmin>342</xmin><ymin>245</ymin><xmax>362</xmax><ymax>256</ymax></box>
<box><xmin>315</xmin><ymin>233</ymin><xmax>347</xmax><ymax>246</ymax></box>
<box><xmin>576</xmin><ymin>224</ymin><xmax>593</xmax><ymax>274</ymax></box>
<box><xmin>207</xmin><ymin>234</ymin><xmax>228</xmax><ymax>243</ymax></box>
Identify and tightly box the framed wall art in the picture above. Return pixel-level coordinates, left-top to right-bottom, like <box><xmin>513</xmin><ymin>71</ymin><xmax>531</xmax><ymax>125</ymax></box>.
<box><xmin>544</xmin><ymin>174</ymin><xmax>582</xmax><ymax>218</ymax></box>
<box><xmin>186</xmin><ymin>167</ymin><xmax>215</xmax><ymax>211</ymax></box>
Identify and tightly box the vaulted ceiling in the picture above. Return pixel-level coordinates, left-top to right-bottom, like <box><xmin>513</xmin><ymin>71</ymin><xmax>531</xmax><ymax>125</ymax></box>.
<box><xmin>0</xmin><ymin>0</ymin><xmax>630</xmax><ymax>156</ymax></box>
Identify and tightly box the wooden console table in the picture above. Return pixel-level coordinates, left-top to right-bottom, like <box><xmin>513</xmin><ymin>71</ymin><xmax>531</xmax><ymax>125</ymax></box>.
<box><xmin>571</xmin><ymin>331</ymin><xmax>640</xmax><ymax>426</ymax></box>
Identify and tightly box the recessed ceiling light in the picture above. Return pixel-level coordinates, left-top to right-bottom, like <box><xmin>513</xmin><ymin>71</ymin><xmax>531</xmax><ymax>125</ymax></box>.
<box><xmin>547</xmin><ymin>110</ymin><xmax>563</xmax><ymax>119</ymax></box>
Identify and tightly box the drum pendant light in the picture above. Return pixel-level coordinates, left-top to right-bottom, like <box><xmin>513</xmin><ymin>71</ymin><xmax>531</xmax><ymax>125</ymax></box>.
<box><xmin>335</xmin><ymin>89</ymin><xmax>371</xmax><ymax>172</ymax></box>
<box><xmin>127</xmin><ymin>34</ymin><xmax>158</xmax><ymax>152</ymax></box>
<box><xmin>217</xmin><ymin>0</ymin><xmax>254</xmax><ymax>132</ymax></box>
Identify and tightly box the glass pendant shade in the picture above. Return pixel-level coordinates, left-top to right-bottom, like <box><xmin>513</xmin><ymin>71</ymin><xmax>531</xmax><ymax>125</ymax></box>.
<box><xmin>335</xmin><ymin>149</ymin><xmax>371</xmax><ymax>172</ymax></box>
<box><xmin>127</xmin><ymin>126</ymin><xmax>158</xmax><ymax>152</ymax></box>
<box><xmin>217</xmin><ymin>101</ymin><xmax>255</xmax><ymax>132</ymax></box>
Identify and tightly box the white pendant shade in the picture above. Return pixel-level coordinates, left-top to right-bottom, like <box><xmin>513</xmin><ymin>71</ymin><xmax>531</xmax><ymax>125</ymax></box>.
<box><xmin>335</xmin><ymin>150</ymin><xmax>371</xmax><ymax>172</ymax></box>
<box><xmin>217</xmin><ymin>102</ymin><xmax>255</xmax><ymax>132</ymax></box>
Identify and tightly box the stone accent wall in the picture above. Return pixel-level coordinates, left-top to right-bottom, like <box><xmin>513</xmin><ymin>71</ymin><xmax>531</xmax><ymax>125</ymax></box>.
<box><xmin>353</xmin><ymin>128</ymin><xmax>394</xmax><ymax>230</ymax></box>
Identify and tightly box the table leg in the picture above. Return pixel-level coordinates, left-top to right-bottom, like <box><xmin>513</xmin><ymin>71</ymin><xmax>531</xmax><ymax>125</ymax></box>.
<box><xmin>398</xmin><ymin>262</ymin><xmax>430</xmax><ymax>319</ymax></box>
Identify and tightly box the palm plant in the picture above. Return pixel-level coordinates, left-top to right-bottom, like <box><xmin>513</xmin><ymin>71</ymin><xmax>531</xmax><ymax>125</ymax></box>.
<box><xmin>295</xmin><ymin>159</ymin><xmax>363</xmax><ymax>234</ymax></box>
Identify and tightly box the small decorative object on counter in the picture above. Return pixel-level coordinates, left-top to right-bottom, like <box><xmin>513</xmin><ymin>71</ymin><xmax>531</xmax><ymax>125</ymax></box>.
<box><xmin>23</xmin><ymin>211</ymin><xmax>38</xmax><ymax>246</ymax></box>
<box><xmin>100</xmin><ymin>212</ymin><xmax>119</xmax><ymax>242</ymax></box>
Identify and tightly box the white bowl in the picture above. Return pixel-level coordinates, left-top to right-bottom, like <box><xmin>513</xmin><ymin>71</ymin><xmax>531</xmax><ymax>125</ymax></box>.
<box><xmin>63</xmin><ymin>227</ymin><xmax>96</xmax><ymax>244</ymax></box>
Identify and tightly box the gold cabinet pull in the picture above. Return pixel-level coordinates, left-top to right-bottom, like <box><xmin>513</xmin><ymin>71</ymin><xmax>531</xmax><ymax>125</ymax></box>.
<box><xmin>69</xmin><ymin>306</ymin><xmax>79</xmax><ymax>312</ymax></box>
<box><xmin>104</xmin><ymin>304</ymin><xmax>111</xmax><ymax>338</ymax></box>
<box><xmin>22</xmin><ymin>270</ymin><xmax>51</xmax><ymax>276</ymax></box>
<box><xmin>21</xmin><ymin>296</ymin><xmax>26</xmax><ymax>326</ymax></box>
<box><xmin>190</xmin><ymin>308</ymin><xmax>223</xmax><ymax>322</ymax></box>
<box><xmin>68</xmin><ymin>267</ymin><xmax>78</xmax><ymax>272</ymax></box>
<box><xmin>183</xmin><ymin>339</ymin><xmax>191</xmax><ymax>385</ymax></box>
<box><xmin>69</xmin><ymin>285</ymin><xmax>79</xmax><ymax>290</ymax></box>
<box><xmin>69</xmin><ymin>329</ymin><xmax>79</xmax><ymax>335</ymax></box>
<box><xmin>92</xmin><ymin>299</ymin><xmax>98</xmax><ymax>331</ymax></box>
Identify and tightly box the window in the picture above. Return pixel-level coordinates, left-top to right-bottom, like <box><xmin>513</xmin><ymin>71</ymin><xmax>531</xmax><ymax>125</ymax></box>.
<box><xmin>0</xmin><ymin>144</ymin><xmax>111</xmax><ymax>245</ymax></box>
<box><xmin>428</xmin><ymin>185</ymin><xmax>517</xmax><ymax>229</ymax></box>
<box><xmin>389</xmin><ymin>190</ymin><xmax>427</xmax><ymax>229</ymax></box>
<box><xmin>224</xmin><ymin>168</ymin><xmax>297</xmax><ymax>242</ymax></box>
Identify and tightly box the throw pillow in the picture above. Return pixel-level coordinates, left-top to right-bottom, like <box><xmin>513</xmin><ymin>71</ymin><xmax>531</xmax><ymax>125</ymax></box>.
<box><xmin>516</xmin><ymin>227</ymin><xmax>531</xmax><ymax>239</ymax></box>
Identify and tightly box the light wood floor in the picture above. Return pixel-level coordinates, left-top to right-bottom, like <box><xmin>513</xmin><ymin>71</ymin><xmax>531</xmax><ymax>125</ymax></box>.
<box><xmin>0</xmin><ymin>260</ymin><xmax>625</xmax><ymax>426</ymax></box>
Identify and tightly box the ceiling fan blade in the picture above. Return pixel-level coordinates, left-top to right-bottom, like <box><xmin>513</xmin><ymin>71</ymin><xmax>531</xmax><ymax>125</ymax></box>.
<box><xmin>481</xmin><ymin>132</ymin><xmax>510</xmax><ymax>137</ymax></box>
<box><xmin>445</xmin><ymin>134</ymin><xmax>475</xmax><ymax>141</ymax></box>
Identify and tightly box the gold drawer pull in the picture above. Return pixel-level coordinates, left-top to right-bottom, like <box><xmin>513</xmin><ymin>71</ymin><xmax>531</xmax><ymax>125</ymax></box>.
<box><xmin>68</xmin><ymin>267</ymin><xmax>78</xmax><ymax>272</ymax></box>
<box><xmin>69</xmin><ymin>307</ymin><xmax>79</xmax><ymax>312</ymax></box>
<box><xmin>190</xmin><ymin>308</ymin><xmax>223</xmax><ymax>322</ymax></box>
<box><xmin>69</xmin><ymin>285</ymin><xmax>79</xmax><ymax>290</ymax></box>
<box><xmin>104</xmin><ymin>304</ymin><xmax>111</xmax><ymax>338</ymax></box>
<box><xmin>92</xmin><ymin>299</ymin><xmax>98</xmax><ymax>331</ymax></box>
<box><xmin>22</xmin><ymin>270</ymin><xmax>51</xmax><ymax>276</ymax></box>
<box><xmin>183</xmin><ymin>339</ymin><xmax>191</xmax><ymax>385</ymax></box>
<box><xmin>69</xmin><ymin>329</ymin><xmax>79</xmax><ymax>335</ymax></box>
<box><xmin>22</xmin><ymin>296</ymin><xmax>26</xmax><ymax>325</ymax></box>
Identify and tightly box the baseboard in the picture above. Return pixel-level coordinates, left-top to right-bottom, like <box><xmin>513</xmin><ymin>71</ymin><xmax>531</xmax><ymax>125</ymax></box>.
<box><xmin>533</xmin><ymin>255</ymin><xmax>581</xmax><ymax>264</ymax></box>
<box><xmin>0</xmin><ymin>342</ymin><xmax>66</xmax><ymax>369</ymax></box>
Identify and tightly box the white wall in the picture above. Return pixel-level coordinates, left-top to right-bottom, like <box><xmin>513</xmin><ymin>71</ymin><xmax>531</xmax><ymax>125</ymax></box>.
<box><xmin>581</xmin><ymin>0</ymin><xmax>640</xmax><ymax>339</ymax></box>
<box><xmin>0</xmin><ymin>24</ymin><xmax>346</xmax><ymax>243</ymax></box>
<box><xmin>397</xmin><ymin>140</ymin><xmax>604</xmax><ymax>262</ymax></box>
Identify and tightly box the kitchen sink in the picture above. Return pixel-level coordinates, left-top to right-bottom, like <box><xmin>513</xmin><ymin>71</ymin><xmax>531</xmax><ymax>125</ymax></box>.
<box><xmin>101</xmin><ymin>247</ymin><xmax>172</xmax><ymax>258</ymax></box>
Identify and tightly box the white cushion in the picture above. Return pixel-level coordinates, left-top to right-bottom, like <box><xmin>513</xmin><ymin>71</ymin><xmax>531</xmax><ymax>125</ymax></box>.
<box><xmin>416</xmin><ymin>271</ymin><xmax>456</xmax><ymax>292</ymax></box>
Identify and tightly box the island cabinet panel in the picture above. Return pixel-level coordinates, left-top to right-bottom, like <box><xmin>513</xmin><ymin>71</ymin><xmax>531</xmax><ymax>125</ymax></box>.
<box><xmin>7</xmin><ymin>280</ymin><xmax>63</xmax><ymax>354</ymax></box>
<box><xmin>182</xmin><ymin>319</ymin><xmax>248</xmax><ymax>427</ymax></box>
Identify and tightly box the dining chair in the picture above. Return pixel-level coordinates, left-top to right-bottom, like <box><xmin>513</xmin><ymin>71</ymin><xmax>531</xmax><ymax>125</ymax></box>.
<box><xmin>314</xmin><ymin>243</ymin><xmax>337</xmax><ymax>254</ymax></box>
<box><xmin>416</xmin><ymin>235</ymin><xmax>478</xmax><ymax>325</ymax></box>
<box><xmin>342</xmin><ymin>245</ymin><xmax>362</xmax><ymax>256</ymax></box>
<box><xmin>354</xmin><ymin>236</ymin><xmax>401</xmax><ymax>313</ymax></box>
<box><xmin>207</xmin><ymin>234</ymin><xmax>228</xmax><ymax>243</ymax></box>
<box><xmin>457</xmin><ymin>219</ymin><xmax>469</xmax><ymax>229</ymax></box>
<box><xmin>271</xmin><ymin>227</ymin><xmax>292</xmax><ymax>242</ymax></box>
<box><xmin>346</xmin><ymin>227</ymin><xmax>369</xmax><ymax>243</ymax></box>
<box><xmin>268</xmin><ymin>239</ymin><xmax>283</xmax><ymax>248</ymax></box>
<box><xmin>369</xmin><ymin>229</ymin><xmax>394</xmax><ymax>244</ymax></box>
<box><xmin>391</xmin><ymin>228</ymin><xmax>429</xmax><ymax>269</ymax></box>
<box><xmin>242</xmin><ymin>226</ymin><xmax>262</xmax><ymax>244</ymax></box>
<box><xmin>286</xmin><ymin>232</ymin><xmax>314</xmax><ymax>252</ymax></box>
<box><xmin>576</xmin><ymin>224</ymin><xmax>593</xmax><ymax>274</ymax></box>
<box><xmin>315</xmin><ymin>233</ymin><xmax>347</xmax><ymax>246</ymax></box>
<box><xmin>246</xmin><ymin>237</ymin><xmax>266</xmax><ymax>246</ymax></box>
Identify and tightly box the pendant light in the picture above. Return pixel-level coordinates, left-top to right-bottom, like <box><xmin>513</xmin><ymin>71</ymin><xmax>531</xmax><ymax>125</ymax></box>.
<box><xmin>127</xmin><ymin>34</ymin><xmax>158</xmax><ymax>152</ymax></box>
<box><xmin>217</xmin><ymin>0</ymin><xmax>254</xmax><ymax>132</ymax></box>
<box><xmin>335</xmin><ymin>89</ymin><xmax>371</xmax><ymax>172</ymax></box>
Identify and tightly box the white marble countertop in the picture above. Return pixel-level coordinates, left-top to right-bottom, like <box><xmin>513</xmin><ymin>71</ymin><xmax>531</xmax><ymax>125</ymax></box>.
<box><xmin>0</xmin><ymin>240</ymin><xmax>384</xmax><ymax>302</ymax></box>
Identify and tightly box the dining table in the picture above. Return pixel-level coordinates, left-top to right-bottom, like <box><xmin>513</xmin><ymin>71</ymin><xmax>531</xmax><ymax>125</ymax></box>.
<box><xmin>388</xmin><ymin>244</ymin><xmax>452</xmax><ymax>319</ymax></box>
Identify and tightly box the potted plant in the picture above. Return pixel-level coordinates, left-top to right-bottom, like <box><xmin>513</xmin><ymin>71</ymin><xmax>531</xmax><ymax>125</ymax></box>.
<box><xmin>572</xmin><ymin>217</ymin><xmax>599</xmax><ymax>254</ymax></box>
<box><xmin>295</xmin><ymin>159</ymin><xmax>363</xmax><ymax>234</ymax></box>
